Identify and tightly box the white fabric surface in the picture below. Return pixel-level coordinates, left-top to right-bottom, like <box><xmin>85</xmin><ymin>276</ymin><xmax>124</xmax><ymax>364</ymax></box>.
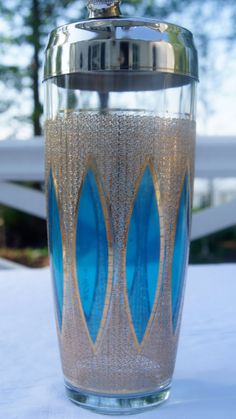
<box><xmin>0</xmin><ymin>264</ymin><xmax>236</xmax><ymax>419</ymax></box>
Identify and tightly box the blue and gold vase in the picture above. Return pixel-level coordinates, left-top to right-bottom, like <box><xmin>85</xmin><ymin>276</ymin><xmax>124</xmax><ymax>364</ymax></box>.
<box><xmin>44</xmin><ymin>0</ymin><xmax>198</xmax><ymax>414</ymax></box>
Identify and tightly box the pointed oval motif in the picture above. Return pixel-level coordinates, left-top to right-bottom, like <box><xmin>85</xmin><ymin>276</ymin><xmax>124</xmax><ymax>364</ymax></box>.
<box><xmin>171</xmin><ymin>174</ymin><xmax>190</xmax><ymax>332</ymax></box>
<box><xmin>76</xmin><ymin>166</ymin><xmax>110</xmax><ymax>344</ymax></box>
<box><xmin>126</xmin><ymin>165</ymin><xmax>161</xmax><ymax>344</ymax></box>
<box><xmin>47</xmin><ymin>169</ymin><xmax>64</xmax><ymax>330</ymax></box>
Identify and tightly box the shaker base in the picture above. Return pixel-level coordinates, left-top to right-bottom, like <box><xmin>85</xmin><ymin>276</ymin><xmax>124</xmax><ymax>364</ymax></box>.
<box><xmin>65</xmin><ymin>382</ymin><xmax>170</xmax><ymax>415</ymax></box>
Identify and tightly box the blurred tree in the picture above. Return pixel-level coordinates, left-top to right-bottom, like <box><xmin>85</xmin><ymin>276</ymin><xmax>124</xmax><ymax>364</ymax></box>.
<box><xmin>0</xmin><ymin>0</ymin><xmax>236</xmax><ymax>264</ymax></box>
<box><xmin>0</xmin><ymin>0</ymin><xmax>84</xmax><ymax>136</ymax></box>
<box><xmin>0</xmin><ymin>0</ymin><xmax>85</xmax><ymax>250</ymax></box>
<box><xmin>0</xmin><ymin>0</ymin><xmax>235</xmax><ymax>137</ymax></box>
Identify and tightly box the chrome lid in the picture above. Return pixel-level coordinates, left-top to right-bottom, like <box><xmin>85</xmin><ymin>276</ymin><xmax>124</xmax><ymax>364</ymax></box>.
<box><xmin>44</xmin><ymin>0</ymin><xmax>198</xmax><ymax>89</ymax></box>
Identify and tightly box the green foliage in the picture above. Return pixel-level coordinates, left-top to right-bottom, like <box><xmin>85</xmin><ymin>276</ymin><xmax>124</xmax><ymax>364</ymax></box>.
<box><xmin>0</xmin><ymin>1</ymin><xmax>236</xmax><ymax>265</ymax></box>
<box><xmin>190</xmin><ymin>227</ymin><xmax>236</xmax><ymax>264</ymax></box>
<box><xmin>0</xmin><ymin>0</ymin><xmax>236</xmax><ymax>138</ymax></box>
<box><xmin>0</xmin><ymin>202</ymin><xmax>47</xmax><ymax>248</ymax></box>
<box><xmin>0</xmin><ymin>0</ymin><xmax>81</xmax><ymax>136</ymax></box>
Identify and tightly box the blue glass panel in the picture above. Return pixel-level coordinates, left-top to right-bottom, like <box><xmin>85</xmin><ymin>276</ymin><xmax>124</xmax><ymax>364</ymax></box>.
<box><xmin>48</xmin><ymin>170</ymin><xmax>64</xmax><ymax>330</ymax></box>
<box><xmin>172</xmin><ymin>175</ymin><xmax>189</xmax><ymax>332</ymax></box>
<box><xmin>126</xmin><ymin>166</ymin><xmax>160</xmax><ymax>343</ymax></box>
<box><xmin>76</xmin><ymin>167</ymin><xmax>108</xmax><ymax>343</ymax></box>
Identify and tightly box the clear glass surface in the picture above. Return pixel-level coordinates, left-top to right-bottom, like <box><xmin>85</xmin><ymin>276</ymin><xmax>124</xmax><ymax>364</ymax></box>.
<box><xmin>44</xmin><ymin>73</ymin><xmax>196</xmax><ymax>414</ymax></box>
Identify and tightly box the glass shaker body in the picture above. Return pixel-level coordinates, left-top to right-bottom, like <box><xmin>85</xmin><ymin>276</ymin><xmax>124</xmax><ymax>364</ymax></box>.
<box><xmin>44</xmin><ymin>16</ymin><xmax>198</xmax><ymax>415</ymax></box>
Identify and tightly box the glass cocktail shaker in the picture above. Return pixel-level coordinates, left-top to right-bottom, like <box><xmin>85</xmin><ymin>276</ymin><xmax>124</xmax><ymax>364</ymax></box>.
<box><xmin>43</xmin><ymin>0</ymin><xmax>198</xmax><ymax>414</ymax></box>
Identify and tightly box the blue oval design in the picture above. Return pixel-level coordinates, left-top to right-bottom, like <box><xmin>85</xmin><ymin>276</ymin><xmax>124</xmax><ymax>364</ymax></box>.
<box><xmin>47</xmin><ymin>169</ymin><xmax>64</xmax><ymax>330</ymax></box>
<box><xmin>76</xmin><ymin>166</ymin><xmax>109</xmax><ymax>343</ymax></box>
<box><xmin>126</xmin><ymin>166</ymin><xmax>161</xmax><ymax>343</ymax></box>
<box><xmin>172</xmin><ymin>175</ymin><xmax>190</xmax><ymax>332</ymax></box>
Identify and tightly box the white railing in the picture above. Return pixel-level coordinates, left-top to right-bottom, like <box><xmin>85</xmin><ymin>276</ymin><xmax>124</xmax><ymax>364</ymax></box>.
<box><xmin>0</xmin><ymin>136</ymin><xmax>236</xmax><ymax>243</ymax></box>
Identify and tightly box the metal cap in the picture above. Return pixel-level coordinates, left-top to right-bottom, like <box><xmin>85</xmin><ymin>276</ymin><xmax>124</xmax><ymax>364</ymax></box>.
<box><xmin>43</xmin><ymin>0</ymin><xmax>198</xmax><ymax>90</ymax></box>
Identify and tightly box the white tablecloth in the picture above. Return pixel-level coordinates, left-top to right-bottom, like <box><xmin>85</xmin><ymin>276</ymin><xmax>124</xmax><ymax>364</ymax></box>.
<box><xmin>0</xmin><ymin>264</ymin><xmax>236</xmax><ymax>419</ymax></box>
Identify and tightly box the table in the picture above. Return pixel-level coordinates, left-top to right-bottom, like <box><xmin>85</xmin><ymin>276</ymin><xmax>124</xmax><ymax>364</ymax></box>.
<box><xmin>0</xmin><ymin>264</ymin><xmax>236</xmax><ymax>419</ymax></box>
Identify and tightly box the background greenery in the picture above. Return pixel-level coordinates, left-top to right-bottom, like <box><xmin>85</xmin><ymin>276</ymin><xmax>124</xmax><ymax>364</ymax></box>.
<box><xmin>0</xmin><ymin>0</ymin><xmax>235</xmax><ymax>266</ymax></box>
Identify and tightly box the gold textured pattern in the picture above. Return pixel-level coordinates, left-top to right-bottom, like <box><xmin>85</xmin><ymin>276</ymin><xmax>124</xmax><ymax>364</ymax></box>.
<box><xmin>45</xmin><ymin>111</ymin><xmax>195</xmax><ymax>395</ymax></box>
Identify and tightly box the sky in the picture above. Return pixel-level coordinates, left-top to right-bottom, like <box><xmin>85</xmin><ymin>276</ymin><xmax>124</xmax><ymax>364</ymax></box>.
<box><xmin>0</xmin><ymin>1</ymin><xmax>236</xmax><ymax>140</ymax></box>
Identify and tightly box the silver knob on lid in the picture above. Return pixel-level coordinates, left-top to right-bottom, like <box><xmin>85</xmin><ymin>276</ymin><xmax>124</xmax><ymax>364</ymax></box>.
<box><xmin>87</xmin><ymin>0</ymin><xmax>121</xmax><ymax>18</ymax></box>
